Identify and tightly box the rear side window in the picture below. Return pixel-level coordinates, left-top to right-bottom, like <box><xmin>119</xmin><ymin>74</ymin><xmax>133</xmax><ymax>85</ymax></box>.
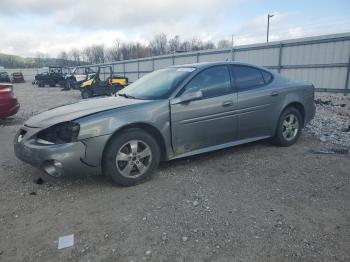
<box><xmin>232</xmin><ymin>66</ymin><xmax>266</xmax><ymax>90</ymax></box>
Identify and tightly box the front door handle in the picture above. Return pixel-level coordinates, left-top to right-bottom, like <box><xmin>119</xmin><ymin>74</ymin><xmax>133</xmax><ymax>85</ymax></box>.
<box><xmin>270</xmin><ymin>91</ymin><xmax>279</xmax><ymax>96</ymax></box>
<box><xmin>222</xmin><ymin>100</ymin><xmax>234</xmax><ymax>107</ymax></box>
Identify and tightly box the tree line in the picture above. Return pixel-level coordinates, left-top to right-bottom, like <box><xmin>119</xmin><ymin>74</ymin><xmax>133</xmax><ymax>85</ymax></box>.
<box><xmin>58</xmin><ymin>33</ymin><xmax>232</xmax><ymax>66</ymax></box>
<box><xmin>0</xmin><ymin>53</ymin><xmax>84</xmax><ymax>69</ymax></box>
<box><xmin>1</xmin><ymin>33</ymin><xmax>232</xmax><ymax>68</ymax></box>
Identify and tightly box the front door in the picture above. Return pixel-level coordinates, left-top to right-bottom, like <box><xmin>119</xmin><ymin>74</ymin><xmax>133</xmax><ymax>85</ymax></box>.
<box><xmin>170</xmin><ymin>65</ymin><xmax>238</xmax><ymax>155</ymax></box>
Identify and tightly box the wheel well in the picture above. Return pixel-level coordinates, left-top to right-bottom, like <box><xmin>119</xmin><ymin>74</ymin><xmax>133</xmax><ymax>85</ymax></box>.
<box><xmin>284</xmin><ymin>102</ymin><xmax>305</xmax><ymax>126</ymax></box>
<box><xmin>102</xmin><ymin>123</ymin><xmax>167</xmax><ymax>163</ymax></box>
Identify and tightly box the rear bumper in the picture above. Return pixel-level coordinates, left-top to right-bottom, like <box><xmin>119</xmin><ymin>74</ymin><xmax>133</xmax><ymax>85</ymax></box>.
<box><xmin>305</xmin><ymin>102</ymin><xmax>316</xmax><ymax>125</ymax></box>
<box><xmin>0</xmin><ymin>99</ymin><xmax>20</xmax><ymax>118</ymax></box>
<box><xmin>12</xmin><ymin>80</ymin><xmax>25</xmax><ymax>83</ymax></box>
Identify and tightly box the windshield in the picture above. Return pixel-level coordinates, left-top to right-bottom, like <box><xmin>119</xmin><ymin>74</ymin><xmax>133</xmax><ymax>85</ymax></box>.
<box><xmin>119</xmin><ymin>67</ymin><xmax>195</xmax><ymax>100</ymax></box>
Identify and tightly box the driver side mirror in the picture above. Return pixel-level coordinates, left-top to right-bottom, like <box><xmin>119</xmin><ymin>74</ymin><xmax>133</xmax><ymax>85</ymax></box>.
<box><xmin>171</xmin><ymin>90</ymin><xmax>203</xmax><ymax>105</ymax></box>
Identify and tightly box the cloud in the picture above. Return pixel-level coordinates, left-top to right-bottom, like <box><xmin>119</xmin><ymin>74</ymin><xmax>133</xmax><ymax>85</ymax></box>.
<box><xmin>0</xmin><ymin>0</ymin><xmax>242</xmax><ymax>56</ymax></box>
<box><xmin>0</xmin><ymin>0</ymin><xmax>238</xmax><ymax>30</ymax></box>
<box><xmin>1</xmin><ymin>1</ymin><xmax>349</xmax><ymax>57</ymax></box>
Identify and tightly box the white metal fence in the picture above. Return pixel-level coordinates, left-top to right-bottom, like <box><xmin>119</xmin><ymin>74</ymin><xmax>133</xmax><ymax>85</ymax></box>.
<box><xmin>83</xmin><ymin>32</ymin><xmax>350</xmax><ymax>94</ymax></box>
<box><xmin>4</xmin><ymin>32</ymin><xmax>350</xmax><ymax>93</ymax></box>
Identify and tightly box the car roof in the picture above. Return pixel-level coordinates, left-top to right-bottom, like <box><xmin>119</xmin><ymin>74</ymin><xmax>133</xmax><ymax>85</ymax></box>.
<box><xmin>170</xmin><ymin>61</ymin><xmax>270</xmax><ymax>71</ymax></box>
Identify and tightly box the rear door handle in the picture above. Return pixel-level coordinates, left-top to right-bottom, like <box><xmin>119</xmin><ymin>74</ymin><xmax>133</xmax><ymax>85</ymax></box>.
<box><xmin>270</xmin><ymin>91</ymin><xmax>279</xmax><ymax>96</ymax></box>
<box><xmin>222</xmin><ymin>100</ymin><xmax>234</xmax><ymax>107</ymax></box>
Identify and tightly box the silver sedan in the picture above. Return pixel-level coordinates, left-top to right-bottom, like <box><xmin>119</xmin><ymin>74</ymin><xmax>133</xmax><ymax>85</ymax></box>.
<box><xmin>14</xmin><ymin>62</ymin><xmax>316</xmax><ymax>186</ymax></box>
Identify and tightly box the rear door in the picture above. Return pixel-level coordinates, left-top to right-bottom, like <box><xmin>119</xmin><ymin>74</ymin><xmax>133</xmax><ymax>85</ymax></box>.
<box><xmin>170</xmin><ymin>65</ymin><xmax>238</xmax><ymax>155</ymax></box>
<box><xmin>231</xmin><ymin>65</ymin><xmax>279</xmax><ymax>139</ymax></box>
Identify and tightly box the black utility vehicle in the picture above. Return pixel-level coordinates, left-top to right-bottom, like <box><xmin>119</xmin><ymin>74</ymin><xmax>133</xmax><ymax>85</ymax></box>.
<box><xmin>34</xmin><ymin>66</ymin><xmax>68</xmax><ymax>87</ymax></box>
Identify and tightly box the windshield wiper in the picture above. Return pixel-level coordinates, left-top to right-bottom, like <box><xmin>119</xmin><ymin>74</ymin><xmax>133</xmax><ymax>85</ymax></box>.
<box><xmin>118</xmin><ymin>93</ymin><xmax>137</xmax><ymax>99</ymax></box>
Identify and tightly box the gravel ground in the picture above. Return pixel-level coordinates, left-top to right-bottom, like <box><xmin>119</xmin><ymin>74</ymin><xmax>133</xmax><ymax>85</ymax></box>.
<box><xmin>306</xmin><ymin>93</ymin><xmax>350</xmax><ymax>147</ymax></box>
<box><xmin>0</xmin><ymin>83</ymin><xmax>349</xmax><ymax>262</ymax></box>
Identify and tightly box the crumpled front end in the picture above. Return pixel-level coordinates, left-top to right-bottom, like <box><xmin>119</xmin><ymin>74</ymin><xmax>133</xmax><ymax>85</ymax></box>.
<box><xmin>14</xmin><ymin>125</ymin><xmax>106</xmax><ymax>177</ymax></box>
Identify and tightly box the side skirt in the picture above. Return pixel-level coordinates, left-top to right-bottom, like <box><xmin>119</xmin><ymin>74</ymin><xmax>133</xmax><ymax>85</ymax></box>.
<box><xmin>169</xmin><ymin>136</ymin><xmax>271</xmax><ymax>160</ymax></box>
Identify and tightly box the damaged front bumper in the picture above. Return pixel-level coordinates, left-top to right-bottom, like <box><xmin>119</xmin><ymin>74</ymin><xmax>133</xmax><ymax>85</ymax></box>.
<box><xmin>14</xmin><ymin>126</ymin><xmax>107</xmax><ymax>177</ymax></box>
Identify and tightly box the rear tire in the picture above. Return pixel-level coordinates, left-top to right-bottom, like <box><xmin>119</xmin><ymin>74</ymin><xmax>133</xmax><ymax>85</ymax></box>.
<box><xmin>102</xmin><ymin>128</ymin><xmax>160</xmax><ymax>186</ymax></box>
<box><xmin>272</xmin><ymin>107</ymin><xmax>302</xmax><ymax>147</ymax></box>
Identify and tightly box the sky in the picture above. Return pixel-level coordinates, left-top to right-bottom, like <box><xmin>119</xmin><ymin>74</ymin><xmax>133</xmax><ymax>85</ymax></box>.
<box><xmin>0</xmin><ymin>0</ymin><xmax>349</xmax><ymax>57</ymax></box>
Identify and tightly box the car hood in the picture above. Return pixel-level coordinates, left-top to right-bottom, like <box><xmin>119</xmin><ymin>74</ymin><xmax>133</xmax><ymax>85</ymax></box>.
<box><xmin>25</xmin><ymin>96</ymin><xmax>148</xmax><ymax>128</ymax></box>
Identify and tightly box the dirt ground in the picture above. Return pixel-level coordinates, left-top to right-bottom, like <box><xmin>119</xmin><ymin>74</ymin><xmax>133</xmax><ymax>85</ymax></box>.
<box><xmin>0</xmin><ymin>83</ymin><xmax>349</xmax><ymax>262</ymax></box>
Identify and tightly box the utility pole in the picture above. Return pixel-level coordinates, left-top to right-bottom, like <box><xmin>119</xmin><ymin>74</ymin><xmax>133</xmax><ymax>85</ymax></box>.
<box><xmin>231</xmin><ymin>34</ymin><xmax>234</xmax><ymax>61</ymax></box>
<box><xmin>267</xmin><ymin>14</ymin><xmax>274</xmax><ymax>43</ymax></box>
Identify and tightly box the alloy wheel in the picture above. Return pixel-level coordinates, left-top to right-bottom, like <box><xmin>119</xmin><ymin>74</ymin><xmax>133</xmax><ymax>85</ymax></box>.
<box><xmin>115</xmin><ymin>140</ymin><xmax>152</xmax><ymax>178</ymax></box>
<box><xmin>282</xmin><ymin>113</ymin><xmax>299</xmax><ymax>141</ymax></box>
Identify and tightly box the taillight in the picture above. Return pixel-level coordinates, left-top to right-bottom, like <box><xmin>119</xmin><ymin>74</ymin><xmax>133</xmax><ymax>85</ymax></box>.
<box><xmin>0</xmin><ymin>87</ymin><xmax>12</xmax><ymax>93</ymax></box>
<box><xmin>0</xmin><ymin>84</ymin><xmax>13</xmax><ymax>94</ymax></box>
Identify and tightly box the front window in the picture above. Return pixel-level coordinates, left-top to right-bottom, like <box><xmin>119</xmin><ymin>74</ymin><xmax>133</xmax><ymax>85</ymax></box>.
<box><xmin>119</xmin><ymin>67</ymin><xmax>195</xmax><ymax>100</ymax></box>
<box><xmin>182</xmin><ymin>66</ymin><xmax>232</xmax><ymax>98</ymax></box>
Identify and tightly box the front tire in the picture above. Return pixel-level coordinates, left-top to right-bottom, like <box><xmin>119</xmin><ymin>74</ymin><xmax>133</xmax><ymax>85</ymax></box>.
<box><xmin>272</xmin><ymin>107</ymin><xmax>302</xmax><ymax>147</ymax></box>
<box><xmin>65</xmin><ymin>80</ymin><xmax>71</xmax><ymax>90</ymax></box>
<box><xmin>102</xmin><ymin>128</ymin><xmax>160</xmax><ymax>186</ymax></box>
<box><xmin>81</xmin><ymin>89</ymin><xmax>92</xmax><ymax>99</ymax></box>
<box><xmin>49</xmin><ymin>80</ymin><xmax>56</xmax><ymax>87</ymax></box>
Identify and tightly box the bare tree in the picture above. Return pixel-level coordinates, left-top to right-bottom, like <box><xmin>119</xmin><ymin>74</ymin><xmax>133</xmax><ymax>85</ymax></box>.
<box><xmin>70</xmin><ymin>48</ymin><xmax>81</xmax><ymax>65</ymax></box>
<box><xmin>180</xmin><ymin>40</ymin><xmax>191</xmax><ymax>52</ymax></box>
<box><xmin>217</xmin><ymin>39</ymin><xmax>231</xmax><ymax>49</ymax></box>
<box><xmin>190</xmin><ymin>37</ymin><xmax>204</xmax><ymax>51</ymax></box>
<box><xmin>169</xmin><ymin>35</ymin><xmax>180</xmax><ymax>53</ymax></box>
<box><xmin>150</xmin><ymin>33</ymin><xmax>168</xmax><ymax>56</ymax></box>
<box><xmin>106</xmin><ymin>39</ymin><xmax>122</xmax><ymax>62</ymax></box>
<box><xmin>82</xmin><ymin>47</ymin><xmax>93</xmax><ymax>64</ymax></box>
<box><xmin>202</xmin><ymin>41</ymin><xmax>216</xmax><ymax>50</ymax></box>
<box><xmin>58</xmin><ymin>51</ymin><xmax>68</xmax><ymax>66</ymax></box>
<box><xmin>90</xmin><ymin>45</ymin><xmax>105</xmax><ymax>64</ymax></box>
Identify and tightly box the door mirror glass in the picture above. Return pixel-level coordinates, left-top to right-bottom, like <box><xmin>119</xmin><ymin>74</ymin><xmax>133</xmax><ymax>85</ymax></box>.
<box><xmin>171</xmin><ymin>90</ymin><xmax>203</xmax><ymax>104</ymax></box>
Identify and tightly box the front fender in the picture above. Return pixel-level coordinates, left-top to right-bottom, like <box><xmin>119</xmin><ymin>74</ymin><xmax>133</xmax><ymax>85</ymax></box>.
<box><xmin>76</xmin><ymin>100</ymin><xmax>173</xmax><ymax>159</ymax></box>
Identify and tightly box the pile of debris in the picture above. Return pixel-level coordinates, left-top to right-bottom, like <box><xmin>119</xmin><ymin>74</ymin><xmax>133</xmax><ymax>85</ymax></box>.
<box><xmin>305</xmin><ymin>93</ymin><xmax>350</xmax><ymax>147</ymax></box>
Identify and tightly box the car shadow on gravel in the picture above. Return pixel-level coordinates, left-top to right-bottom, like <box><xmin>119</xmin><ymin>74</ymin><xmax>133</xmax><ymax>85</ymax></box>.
<box><xmin>19</xmin><ymin>139</ymin><xmax>273</xmax><ymax>189</ymax></box>
<box><xmin>20</xmin><ymin>134</ymin><xmax>320</xmax><ymax>189</ymax></box>
<box><xmin>158</xmin><ymin>138</ymin><xmax>272</xmax><ymax>170</ymax></box>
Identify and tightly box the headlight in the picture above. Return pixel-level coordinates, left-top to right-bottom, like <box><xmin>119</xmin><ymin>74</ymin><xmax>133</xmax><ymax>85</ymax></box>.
<box><xmin>36</xmin><ymin>121</ymin><xmax>80</xmax><ymax>144</ymax></box>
